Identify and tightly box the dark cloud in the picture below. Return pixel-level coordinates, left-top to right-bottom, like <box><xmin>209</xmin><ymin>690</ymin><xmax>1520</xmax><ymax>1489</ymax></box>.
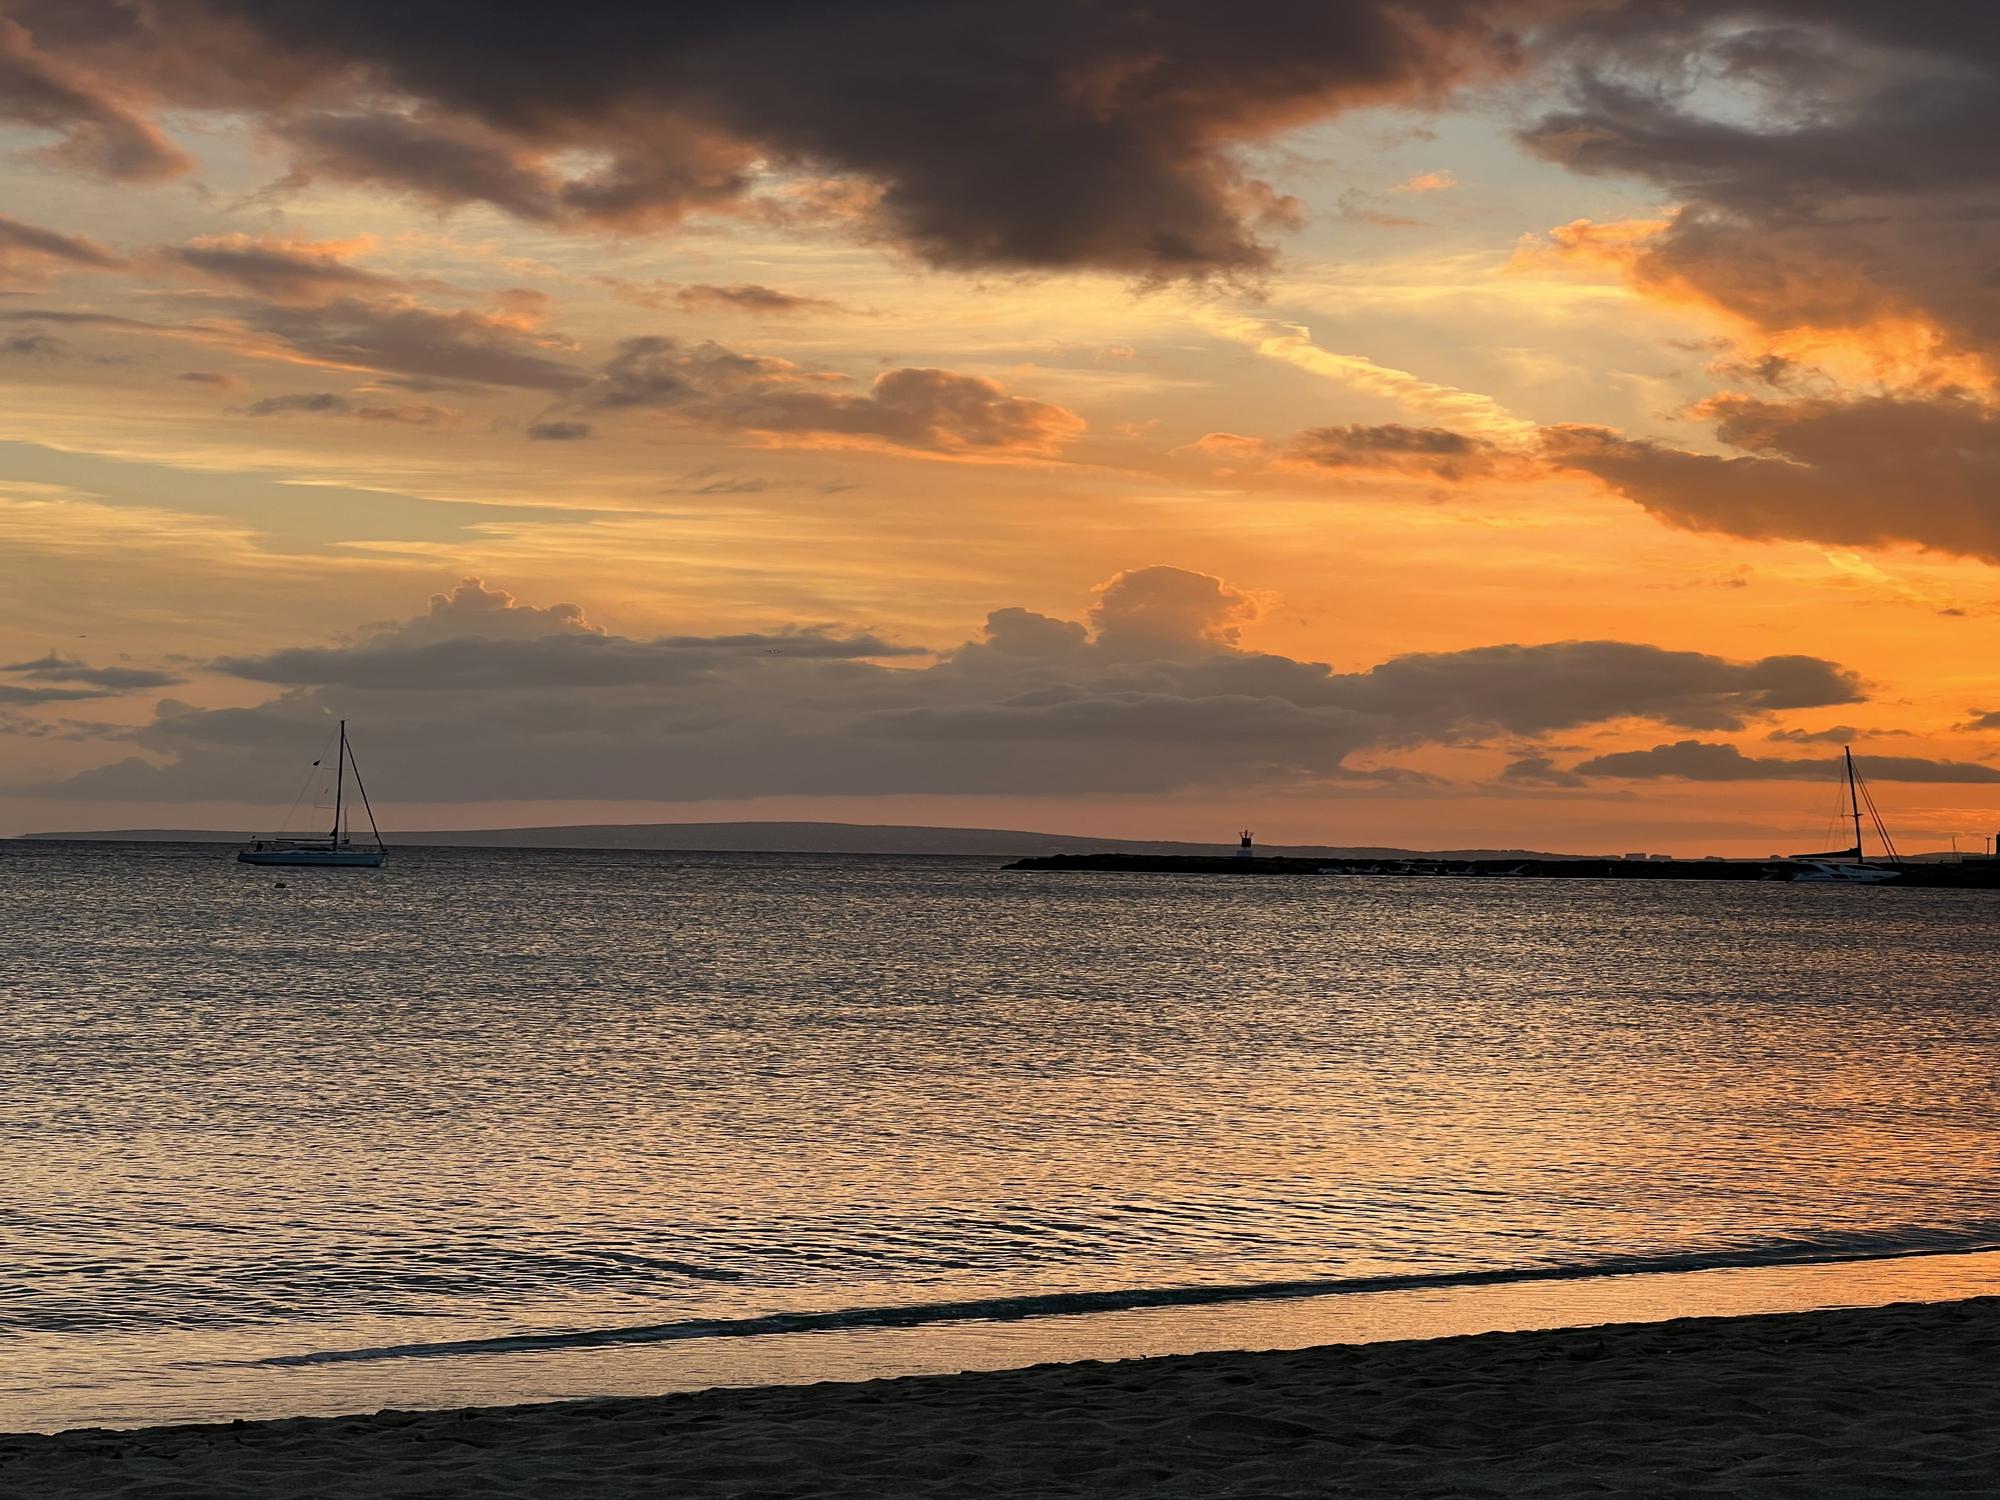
<box><xmin>667</xmin><ymin>283</ymin><xmax>845</xmax><ymax>317</ymax></box>
<box><xmin>0</xmin><ymin>212</ymin><xmax>122</xmax><ymax>290</ymax></box>
<box><xmin>0</xmin><ymin>16</ymin><xmax>190</xmax><ymax>181</ymax></box>
<box><xmin>1285</xmin><ymin>422</ymin><xmax>1512</xmax><ymax>480</ymax></box>
<box><xmin>29</xmin><ymin>567</ymin><xmax>1871</xmax><ymax>804</ymax></box>
<box><xmin>169</xmin><ymin>234</ymin><xmax>399</xmax><ymax>304</ymax></box>
<box><xmin>274</xmin><ymin>111</ymin><xmax>570</xmax><ymax>220</ymax></box>
<box><xmin>5</xmin><ymin>653</ymin><xmax>180</xmax><ymax>689</ymax></box>
<box><xmin>563</xmin><ymin>337</ymin><xmax>1083</xmax><ymax>454</ymax></box>
<box><xmin>1499</xmin><ymin>755</ymin><xmax>1588</xmax><ymax>787</ymax></box>
<box><xmin>243</xmin><ymin>297</ymin><xmax>586</xmax><ymax>392</ymax></box>
<box><xmin>1961</xmin><ymin>710</ymin><xmax>2000</xmax><ymax>731</ymax></box>
<box><xmin>1332</xmin><ymin>640</ymin><xmax>1861</xmax><ymax>738</ymax></box>
<box><xmin>1</xmin><ymin>332</ymin><xmax>66</xmax><ymax>358</ymax></box>
<box><xmin>6</xmin><ymin>1</ymin><xmax>1577</xmax><ymax>279</ymax></box>
<box><xmin>0</xmin><ymin>684</ymin><xmax>112</xmax><ymax>705</ymax></box>
<box><xmin>526</xmin><ymin>419</ymin><xmax>592</xmax><ymax>441</ymax></box>
<box><xmin>214</xmin><ymin>630</ymin><xmax>920</xmax><ymax>691</ymax></box>
<box><xmin>1544</xmin><ymin>393</ymin><xmax>2000</xmax><ymax>562</ymax></box>
<box><xmin>1574</xmin><ymin>739</ymin><xmax>2000</xmax><ymax>783</ymax></box>
<box><xmin>173</xmin><ymin>369</ymin><xmax>241</xmax><ymax>388</ymax></box>
<box><xmin>239</xmin><ymin>391</ymin><xmax>457</xmax><ymax>424</ymax></box>
<box><xmin>1526</xmin><ymin>6</ymin><xmax>2000</xmax><ymax>369</ymax></box>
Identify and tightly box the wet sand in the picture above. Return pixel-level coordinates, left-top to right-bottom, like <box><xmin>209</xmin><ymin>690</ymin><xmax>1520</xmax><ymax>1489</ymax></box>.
<box><xmin>8</xmin><ymin>1297</ymin><xmax>1998</xmax><ymax>1498</ymax></box>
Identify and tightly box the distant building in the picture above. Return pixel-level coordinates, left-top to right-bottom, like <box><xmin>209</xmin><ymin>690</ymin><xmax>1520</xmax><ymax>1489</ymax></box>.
<box><xmin>1236</xmin><ymin>829</ymin><xmax>1255</xmax><ymax>859</ymax></box>
<box><xmin>1622</xmin><ymin>852</ymin><xmax>1648</xmax><ymax>861</ymax></box>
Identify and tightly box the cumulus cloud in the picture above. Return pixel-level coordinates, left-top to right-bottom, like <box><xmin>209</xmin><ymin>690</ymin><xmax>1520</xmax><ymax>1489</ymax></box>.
<box><xmin>28</xmin><ymin>567</ymin><xmax>1872</xmax><ymax>804</ymax></box>
<box><xmin>1573</xmin><ymin>740</ymin><xmax>2000</xmax><ymax>783</ymax></box>
<box><xmin>557</xmin><ymin>336</ymin><xmax>1083</xmax><ymax>455</ymax></box>
<box><xmin>1086</xmin><ymin>566</ymin><xmax>1259</xmax><ymax>658</ymax></box>
<box><xmin>0</xmin><ymin>1</ymin><xmax>1577</xmax><ymax>279</ymax></box>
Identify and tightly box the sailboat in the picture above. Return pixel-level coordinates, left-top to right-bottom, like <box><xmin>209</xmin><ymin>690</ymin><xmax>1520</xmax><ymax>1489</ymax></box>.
<box><xmin>238</xmin><ymin>719</ymin><xmax>387</xmax><ymax>868</ymax></box>
<box><xmin>1786</xmin><ymin>746</ymin><xmax>1900</xmax><ymax>883</ymax></box>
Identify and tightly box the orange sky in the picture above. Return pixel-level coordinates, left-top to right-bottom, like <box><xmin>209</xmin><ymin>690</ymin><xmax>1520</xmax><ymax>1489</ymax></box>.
<box><xmin>3</xmin><ymin>3</ymin><xmax>1999</xmax><ymax>854</ymax></box>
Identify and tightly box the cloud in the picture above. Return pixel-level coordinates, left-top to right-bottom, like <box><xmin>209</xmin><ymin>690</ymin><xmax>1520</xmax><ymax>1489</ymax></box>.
<box><xmin>5</xmin><ymin>1</ymin><xmax>1566</xmax><ymax>279</ymax></box>
<box><xmin>1766</xmin><ymin>725</ymin><xmax>1908</xmax><ymax>745</ymax></box>
<box><xmin>29</xmin><ymin>567</ymin><xmax>1872</xmax><ymax>804</ymax></box>
<box><xmin>1394</xmin><ymin>170</ymin><xmax>1457</xmax><ymax>193</ymax></box>
<box><xmin>4</xmin><ymin>652</ymin><xmax>180</xmax><ymax>689</ymax></box>
<box><xmin>1208</xmin><ymin>316</ymin><xmax>1537</xmax><ymax>439</ymax></box>
<box><xmin>1499</xmin><ymin>755</ymin><xmax>1587</xmax><ymax>787</ymax></box>
<box><xmin>561</xmin><ymin>337</ymin><xmax>1084</xmax><ymax>455</ymax></box>
<box><xmin>0</xmin><ymin>684</ymin><xmax>108</xmax><ymax>705</ymax></box>
<box><xmin>274</xmin><ymin>111</ymin><xmax>572</xmax><ymax>221</ymax></box>
<box><xmin>1543</xmin><ymin>393</ymin><xmax>2000</xmax><ymax>562</ymax></box>
<box><xmin>1523</xmin><ymin>7</ymin><xmax>2000</xmax><ymax>374</ymax></box>
<box><xmin>0</xmin><ymin>17</ymin><xmax>190</xmax><ymax>182</ymax></box>
<box><xmin>602</xmin><ymin>281</ymin><xmax>846</xmax><ymax>317</ymax></box>
<box><xmin>169</xmin><ymin>234</ymin><xmax>400</xmax><ymax>305</ymax></box>
<box><xmin>1284</xmin><ymin>422</ymin><xmax>1514</xmax><ymax>481</ymax></box>
<box><xmin>1086</xmin><ymin>565</ymin><xmax>1258</xmax><ymax>659</ymax></box>
<box><xmin>242</xmin><ymin>296</ymin><xmax>586</xmax><ymax>392</ymax></box>
<box><xmin>1326</xmin><ymin>641</ymin><xmax>1861</xmax><ymax>739</ymax></box>
<box><xmin>526</xmin><ymin>419</ymin><xmax>592</xmax><ymax>441</ymax></box>
<box><xmin>0</xmin><ymin>211</ymin><xmax>122</xmax><ymax>289</ymax></box>
<box><xmin>1961</xmin><ymin>710</ymin><xmax>2000</xmax><ymax>731</ymax></box>
<box><xmin>174</xmin><ymin>369</ymin><xmax>242</xmax><ymax>388</ymax></box>
<box><xmin>1</xmin><ymin>332</ymin><xmax>67</xmax><ymax>359</ymax></box>
<box><xmin>238</xmin><ymin>391</ymin><xmax>457</xmax><ymax>424</ymax></box>
<box><xmin>1573</xmin><ymin>740</ymin><xmax>2000</xmax><ymax>783</ymax></box>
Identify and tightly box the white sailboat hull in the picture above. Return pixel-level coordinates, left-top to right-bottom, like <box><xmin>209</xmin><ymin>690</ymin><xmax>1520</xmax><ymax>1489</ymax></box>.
<box><xmin>1788</xmin><ymin>860</ymin><xmax>1899</xmax><ymax>883</ymax></box>
<box><xmin>238</xmin><ymin>717</ymin><xmax>387</xmax><ymax>868</ymax></box>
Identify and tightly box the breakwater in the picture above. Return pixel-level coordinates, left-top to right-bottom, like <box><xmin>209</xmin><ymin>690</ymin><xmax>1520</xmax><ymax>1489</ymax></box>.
<box><xmin>1005</xmin><ymin>853</ymin><xmax>2000</xmax><ymax>886</ymax></box>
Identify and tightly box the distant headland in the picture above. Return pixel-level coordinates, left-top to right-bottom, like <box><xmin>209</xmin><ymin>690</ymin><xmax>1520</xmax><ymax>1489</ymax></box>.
<box><xmin>16</xmin><ymin>820</ymin><xmax>1575</xmax><ymax>862</ymax></box>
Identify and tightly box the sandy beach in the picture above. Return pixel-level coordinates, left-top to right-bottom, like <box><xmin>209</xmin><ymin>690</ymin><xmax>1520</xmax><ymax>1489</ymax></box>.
<box><xmin>8</xmin><ymin>1296</ymin><xmax>1999</xmax><ymax>1498</ymax></box>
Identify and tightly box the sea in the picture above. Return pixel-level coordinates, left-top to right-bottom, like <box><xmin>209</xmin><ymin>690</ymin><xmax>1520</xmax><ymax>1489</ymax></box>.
<box><xmin>8</xmin><ymin>840</ymin><xmax>2000</xmax><ymax>1433</ymax></box>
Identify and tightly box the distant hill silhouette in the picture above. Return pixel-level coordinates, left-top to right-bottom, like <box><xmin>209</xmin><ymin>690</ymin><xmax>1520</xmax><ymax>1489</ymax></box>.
<box><xmin>17</xmin><ymin>820</ymin><xmax>1585</xmax><ymax>861</ymax></box>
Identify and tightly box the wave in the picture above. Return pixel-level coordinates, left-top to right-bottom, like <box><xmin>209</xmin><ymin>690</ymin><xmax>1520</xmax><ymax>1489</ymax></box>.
<box><xmin>254</xmin><ymin>1223</ymin><xmax>2000</xmax><ymax>1368</ymax></box>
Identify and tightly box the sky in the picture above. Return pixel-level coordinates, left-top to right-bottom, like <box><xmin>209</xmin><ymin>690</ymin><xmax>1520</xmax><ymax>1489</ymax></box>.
<box><xmin>4</xmin><ymin>0</ymin><xmax>2000</xmax><ymax>854</ymax></box>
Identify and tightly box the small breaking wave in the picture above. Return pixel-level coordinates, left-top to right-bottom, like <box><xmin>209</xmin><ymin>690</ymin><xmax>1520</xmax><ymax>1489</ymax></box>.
<box><xmin>255</xmin><ymin>1223</ymin><xmax>2000</xmax><ymax>1368</ymax></box>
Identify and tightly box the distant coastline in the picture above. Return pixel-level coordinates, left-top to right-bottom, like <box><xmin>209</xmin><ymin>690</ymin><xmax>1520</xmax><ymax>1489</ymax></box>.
<box><xmin>11</xmin><ymin>820</ymin><xmax>1581</xmax><ymax>862</ymax></box>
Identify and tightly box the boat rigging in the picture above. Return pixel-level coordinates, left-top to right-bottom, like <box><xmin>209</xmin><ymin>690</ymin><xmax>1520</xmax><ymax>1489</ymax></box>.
<box><xmin>238</xmin><ymin>719</ymin><xmax>387</xmax><ymax>868</ymax></box>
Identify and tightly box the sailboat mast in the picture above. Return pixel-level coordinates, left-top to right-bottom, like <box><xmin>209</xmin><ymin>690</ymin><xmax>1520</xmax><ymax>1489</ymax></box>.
<box><xmin>1848</xmin><ymin>748</ymin><xmax>1864</xmax><ymax>864</ymax></box>
<box><xmin>332</xmin><ymin>720</ymin><xmax>348</xmax><ymax>848</ymax></box>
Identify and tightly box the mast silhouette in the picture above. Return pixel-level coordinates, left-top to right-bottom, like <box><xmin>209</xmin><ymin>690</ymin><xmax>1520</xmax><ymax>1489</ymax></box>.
<box><xmin>1845</xmin><ymin>745</ymin><xmax>1864</xmax><ymax>861</ymax></box>
<box><xmin>332</xmin><ymin>720</ymin><xmax>348</xmax><ymax>848</ymax></box>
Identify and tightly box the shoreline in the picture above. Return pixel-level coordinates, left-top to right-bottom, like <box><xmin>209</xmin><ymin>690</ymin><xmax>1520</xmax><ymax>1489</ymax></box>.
<box><xmin>10</xmin><ymin>1297</ymin><xmax>2000</xmax><ymax>1497</ymax></box>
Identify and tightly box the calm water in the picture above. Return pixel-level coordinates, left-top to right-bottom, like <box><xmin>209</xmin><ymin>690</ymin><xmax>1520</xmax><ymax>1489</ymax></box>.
<box><xmin>6</xmin><ymin>841</ymin><xmax>2000</xmax><ymax>1430</ymax></box>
